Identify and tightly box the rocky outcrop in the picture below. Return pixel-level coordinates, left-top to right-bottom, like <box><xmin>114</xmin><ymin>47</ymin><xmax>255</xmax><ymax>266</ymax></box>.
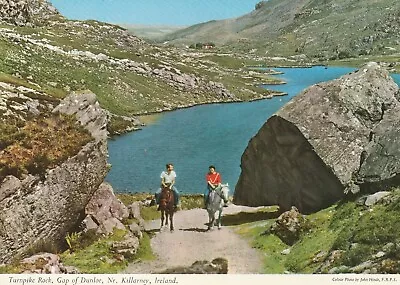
<box><xmin>81</xmin><ymin>183</ymin><xmax>145</xmax><ymax>258</ymax></box>
<box><xmin>0</xmin><ymin>81</ymin><xmax>58</xmax><ymax>120</ymax></box>
<box><xmin>0</xmin><ymin>91</ymin><xmax>108</xmax><ymax>263</ymax></box>
<box><xmin>53</xmin><ymin>91</ymin><xmax>108</xmax><ymax>141</ymax></box>
<box><xmin>0</xmin><ymin>0</ymin><xmax>60</xmax><ymax>26</ymax></box>
<box><xmin>83</xmin><ymin>182</ymin><xmax>129</xmax><ymax>235</ymax></box>
<box><xmin>234</xmin><ymin>62</ymin><xmax>400</xmax><ymax>213</ymax></box>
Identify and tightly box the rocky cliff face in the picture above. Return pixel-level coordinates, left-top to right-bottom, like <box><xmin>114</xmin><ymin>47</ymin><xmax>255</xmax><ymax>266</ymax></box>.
<box><xmin>0</xmin><ymin>0</ymin><xmax>60</xmax><ymax>26</ymax></box>
<box><xmin>234</xmin><ymin>63</ymin><xmax>400</xmax><ymax>213</ymax></box>
<box><xmin>0</xmin><ymin>91</ymin><xmax>108</xmax><ymax>263</ymax></box>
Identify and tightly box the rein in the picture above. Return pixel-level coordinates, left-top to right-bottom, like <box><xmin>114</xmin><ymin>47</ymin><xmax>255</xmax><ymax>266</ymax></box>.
<box><xmin>212</xmin><ymin>187</ymin><xmax>228</xmax><ymax>203</ymax></box>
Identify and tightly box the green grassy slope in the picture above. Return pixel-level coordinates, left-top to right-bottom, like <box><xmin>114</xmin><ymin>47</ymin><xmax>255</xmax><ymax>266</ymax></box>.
<box><xmin>235</xmin><ymin>189</ymin><xmax>400</xmax><ymax>274</ymax></box>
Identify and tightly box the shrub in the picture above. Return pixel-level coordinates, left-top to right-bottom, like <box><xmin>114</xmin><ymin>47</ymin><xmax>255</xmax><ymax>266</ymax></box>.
<box><xmin>0</xmin><ymin>114</ymin><xmax>92</xmax><ymax>181</ymax></box>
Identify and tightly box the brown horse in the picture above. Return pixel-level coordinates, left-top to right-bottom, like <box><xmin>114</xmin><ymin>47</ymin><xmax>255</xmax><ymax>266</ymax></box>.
<box><xmin>159</xmin><ymin>185</ymin><xmax>175</xmax><ymax>231</ymax></box>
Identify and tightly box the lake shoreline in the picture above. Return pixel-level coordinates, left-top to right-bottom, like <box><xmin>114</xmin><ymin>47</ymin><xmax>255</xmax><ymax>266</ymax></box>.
<box><xmin>111</xmin><ymin>90</ymin><xmax>288</xmax><ymax>136</ymax></box>
<box><xmin>110</xmin><ymin>66</ymin><xmax>291</xmax><ymax>136</ymax></box>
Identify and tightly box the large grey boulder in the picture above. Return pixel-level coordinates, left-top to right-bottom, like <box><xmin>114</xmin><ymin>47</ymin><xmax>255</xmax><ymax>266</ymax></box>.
<box><xmin>0</xmin><ymin>91</ymin><xmax>108</xmax><ymax>263</ymax></box>
<box><xmin>234</xmin><ymin>62</ymin><xmax>399</xmax><ymax>213</ymax></box>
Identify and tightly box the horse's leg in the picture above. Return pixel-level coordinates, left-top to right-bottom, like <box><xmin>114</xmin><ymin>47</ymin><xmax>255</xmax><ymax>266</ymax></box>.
<box><xmin>160</xmin><ymin>210</ymin><xmax>164</xmax><ymax>229</ymax></box>
<box><xmin>165</xmin><ymin>211</ymin><xmax>169</xmax><ymax>226</ymax></box>
<box><xmin>207</xmin><ymin>211</ymin><xmax>211</xmax><ymax>230</ymax></box>
<box><xmin>208</xmin><ymin>211</ymin><xmax>215</xmax><ymax>231</ymax></box>
<box><xmin>170</xmin><ymin>211</ymin><xmax>174</xmax><ymax>232</ymax></box>
<box><xmin>218</xmin><ymin>208</ymin><xmax>222</xmax><ymax>230</ymax></box>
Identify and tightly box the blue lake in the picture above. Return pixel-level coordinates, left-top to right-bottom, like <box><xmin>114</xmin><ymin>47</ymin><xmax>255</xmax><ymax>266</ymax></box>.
<box><xmin>106</xmin><ymin>66</ymin><xmax>400</xmax><ymax>195</ymax></box>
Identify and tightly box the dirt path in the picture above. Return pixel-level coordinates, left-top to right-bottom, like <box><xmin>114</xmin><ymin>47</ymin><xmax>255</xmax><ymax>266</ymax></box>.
<box><xmin>124</xmin><ymin>205</ymin><xmax>268</xmax><ymax>274</ymax></box>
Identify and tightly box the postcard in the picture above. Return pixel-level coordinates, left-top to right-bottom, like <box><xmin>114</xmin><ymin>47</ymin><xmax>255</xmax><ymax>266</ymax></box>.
<box><xmin>0</xmin><ymin>0</ymin><xmax>400</xmax><ymax>284</ymax></box>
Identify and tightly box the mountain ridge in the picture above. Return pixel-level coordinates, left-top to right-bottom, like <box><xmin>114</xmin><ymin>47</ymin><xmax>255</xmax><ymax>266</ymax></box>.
<box><xmin>160</xmin><ymin>0</ymin><xmax>400</xmax><ymax>61</ymax></box>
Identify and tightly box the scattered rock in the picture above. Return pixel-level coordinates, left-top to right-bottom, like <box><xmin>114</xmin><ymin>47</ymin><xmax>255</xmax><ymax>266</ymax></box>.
<box><xmin>382</xmin><ymin>242</ymin><xmax>395</xmax><ymax>252</ymax></box>
<box><xmin>128</xmin><ymin>222</ymin><xmax>143</xmax><ymax>239</ymax></box>
<box><xmin>128</xmin><ymin>202</ymin><xmax>145</xmax><ymax>228</ymax></box>
<box><xmin>318</xmin><ymin>250</ymin><xmax>345</xmax><ymax>273</ymax></box>
<box><xmin>364</xmin><ymin>191</ymin><xmax>391</xmax><ymax>206</ymax></box>
<box><xmin>111</xmin><ymin>233</ymin><xmax>140</xmax><ymax>258</ymax></box>
<box><xmin>159</xmin><ymin>258</ymin><xmax>228</xmax><ymax>274</ymax></box>
<box><xmin>270</xmin><ymin>206</ymin><xmax>307</xmax><ymax>245</ymax></box>
<box><xmin>373</xmin><ymin>251</ymin><xmax>386</xmax><ymax>259</ymax></box>
<box><xmin>19</xmin><ymin>253</ymin><xmax>79</xmax><ymax>274</ymax></box>
<box><xmin>378</xmin><ymin>259</ymin><xmax>400</xmax><ymax>273</ymax></box>
<box><xmin>350</xmin><ymin>260</ymin><xmax>374</xmax><ymax>273</ymax></box>
<box><xmin>312</xmin><ymin>251</ymin><xmax>327</xmax><ymax>263</ymax></box>
<box><xmin>328</xmin><ymin>265</ymin><xmax>350</xmax><ymax>274</ymax></box>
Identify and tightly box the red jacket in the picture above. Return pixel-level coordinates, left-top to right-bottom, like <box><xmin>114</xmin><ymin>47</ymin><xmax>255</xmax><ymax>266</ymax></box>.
<box><xmin>206</xmin><ymin>172</ymin><xmax>221</xmax><ymax>185</ymax></box>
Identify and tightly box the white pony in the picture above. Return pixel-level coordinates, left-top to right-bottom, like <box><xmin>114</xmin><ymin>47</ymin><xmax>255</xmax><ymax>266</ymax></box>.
<box><xmin>206</xmin><ymin>183</ymin><xmax>229</xmax><ymax>230</ymax></box>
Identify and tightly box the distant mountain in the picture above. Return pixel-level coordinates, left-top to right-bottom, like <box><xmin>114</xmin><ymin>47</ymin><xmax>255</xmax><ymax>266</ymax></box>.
<box><xmin>121</xmin><ymin>24</ymin><xmax>187</xmax><ymax>42</ymax></box>
<box><xmin>160</xmin><ymin>0</ymin><xmax>400</xmax><ymax>60</ymax></box>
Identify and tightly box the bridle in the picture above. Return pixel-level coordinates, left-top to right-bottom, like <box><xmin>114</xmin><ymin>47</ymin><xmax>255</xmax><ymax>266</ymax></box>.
<box><xmin>213</xmin><ymin>186</ymin><xmax>228</xmax><ymax>203</ymax></box>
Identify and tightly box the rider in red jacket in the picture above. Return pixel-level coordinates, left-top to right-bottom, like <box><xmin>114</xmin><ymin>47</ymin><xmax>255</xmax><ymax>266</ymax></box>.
<box><xmin>204</xmin><ymin>165</ymin><xmax>222</xmax><ymax>208</ymax></box>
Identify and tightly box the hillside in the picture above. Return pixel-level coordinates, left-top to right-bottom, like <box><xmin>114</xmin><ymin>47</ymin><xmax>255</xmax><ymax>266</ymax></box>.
<box><xmin>236</xmin><ymin>189</ymin><xmax>400</xmax><ymax>274</ymax></box>
<box><xmin>0</xmin><ymin>1</ymin><xmax>283</xmax><ymax>135</ymax></box>
<box><xmin>160</xmin><ymin>0</ymin><xmax>400</xmax><ymax>62</ymax></box>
